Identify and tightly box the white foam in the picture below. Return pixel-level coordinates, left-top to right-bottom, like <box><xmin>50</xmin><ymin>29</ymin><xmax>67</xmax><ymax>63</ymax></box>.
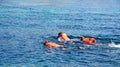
<box><xmin>57</xmin><ymin>37</ymin><xmax>63</xmax><ymax>42</ymax></box>
<box><xmin>108</xmin><ymin>42</ymin><xmax>120</xmax><ymax>48</ymax></box>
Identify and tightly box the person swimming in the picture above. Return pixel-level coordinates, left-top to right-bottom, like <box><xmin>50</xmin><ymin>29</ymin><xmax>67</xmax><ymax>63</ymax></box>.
<box><xmin>80</xmin><ymin>36</ymin><xmax>96</xmax><ymax>45</ymax></box>
<box><xmin>43</xmin><ymin>41</ymin><xmax>63</xmax><ymax>48</ymax></box>
<box><xmin>57</xmin><ymin>32</ymin><xmax>70</xmax><ymax>42</ymax></box>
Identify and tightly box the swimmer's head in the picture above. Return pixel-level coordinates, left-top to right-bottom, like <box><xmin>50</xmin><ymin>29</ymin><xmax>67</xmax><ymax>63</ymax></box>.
<box><xmin>58</xmin><ymin>32</ymin><xmax>66</xmax><ymax>37</ymax></box>
<box><xmin>58</xmin><ymin>32</ymin><xmax>62</xmax><ymax>36</ymax></box>
<box><xmin>43</xmin><ymin>40</ymin><xmax>48</xmax><ymax>46</ymax></box>
<box><xmin>80</xmin><ymin>36</ymin><xmax>84</xmax><ymax>41</ymax></box>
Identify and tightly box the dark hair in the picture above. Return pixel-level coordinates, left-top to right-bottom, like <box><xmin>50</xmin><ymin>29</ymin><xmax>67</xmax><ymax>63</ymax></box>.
<box><xmin>58</xmin><ymin>32</ymin><xmax>63</xmax><ymax>38</ymax></box>
<box><xmin>43</xmin><ymin>42</ymin><xmax>46</xmax><ymax>46</ymax></box>
<box><xmin>58</xmin><ymin>32</ymin><xmax>62</xmax><ymax>36</ymax></box>
<box><xmin>80</xmin><ymin>36</ymin><xmax>84</xmax><ymax>41</ymax></box>
<box><xmin>43</xmin><ymin>41</ymin><xmax>48</xmax><ymax>46</ymax></box>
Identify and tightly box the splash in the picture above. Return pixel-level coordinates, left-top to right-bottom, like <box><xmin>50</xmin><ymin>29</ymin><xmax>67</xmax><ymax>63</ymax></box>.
<box><xmin>108</xmin><ymin>42</ymin><xmax>120</xmax><ymax>48</ymax></box>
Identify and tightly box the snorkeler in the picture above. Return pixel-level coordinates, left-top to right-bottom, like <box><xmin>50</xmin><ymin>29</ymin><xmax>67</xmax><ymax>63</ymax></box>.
<box><xmin>57</xmin><ymin>32</ymin><xmax>70</xmax><ymax>42</ymax></box>
<box><xmin>43</xmin><ymin>41</ymin><xmax>63</xmax><ymax>48</ymax></box>
<box><xmin>80</xmin><ymin>36</ymin><xmax>96</xmax><ymax>45</ymax></box>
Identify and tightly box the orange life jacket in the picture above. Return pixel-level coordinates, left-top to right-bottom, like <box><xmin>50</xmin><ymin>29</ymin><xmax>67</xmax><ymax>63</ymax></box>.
<box><xmin>82</xmin><ymin>38</ymin><xmax>96</xmax><ymax>44</ymax></box>
<box><xmin>45</xmin><ymin>42</ymin><xmax>63</xmax><ymax>48</ymax></box>
<box><xmin>60</xmin><ymin>33</ymin><xmax>70</xmax><ymax>41</ymax></box>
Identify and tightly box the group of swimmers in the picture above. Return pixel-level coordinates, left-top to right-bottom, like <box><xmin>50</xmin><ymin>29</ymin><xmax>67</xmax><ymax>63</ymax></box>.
<box><xmin>44</xmin><ymin>32</ymin><xmax>97</xmax><ymax>48</ymax></box>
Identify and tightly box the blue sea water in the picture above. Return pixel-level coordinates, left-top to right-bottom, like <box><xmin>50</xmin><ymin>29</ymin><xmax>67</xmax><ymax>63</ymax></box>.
<box><xmin>0</xmin><ymin>0</ymin><xmax>120</xmax><ymax>67</ymax></box>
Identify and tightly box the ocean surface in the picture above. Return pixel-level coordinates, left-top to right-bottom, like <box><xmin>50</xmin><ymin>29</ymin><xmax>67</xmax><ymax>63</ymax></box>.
<box><xmin>0</xmin><ymin>0</ymin><xmax>120</xmax><ymax>67</ymax></box>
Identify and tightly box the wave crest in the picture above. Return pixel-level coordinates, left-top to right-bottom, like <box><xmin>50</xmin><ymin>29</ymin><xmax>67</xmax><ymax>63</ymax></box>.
<box><xmin>108</xmin><ymin>42</ymin><xmax>120</xmax><ymax>48</ymax></box>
